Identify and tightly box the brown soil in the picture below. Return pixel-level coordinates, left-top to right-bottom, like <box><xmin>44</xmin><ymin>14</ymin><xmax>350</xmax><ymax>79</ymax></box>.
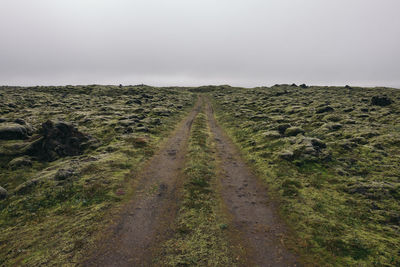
<box><xmin>82</xmin><ymin>99</ymin><xmax>202</xmax><ymax>266</ymax></box>
<box><xmin>205</xmin><ymin>99</ymin><xmax>299</xmax><ymax>267</ymax></box>
<box><xmin>82</xmin><ymin>97</ymin><xmax>299</xmax><ymax>266</ymax></box>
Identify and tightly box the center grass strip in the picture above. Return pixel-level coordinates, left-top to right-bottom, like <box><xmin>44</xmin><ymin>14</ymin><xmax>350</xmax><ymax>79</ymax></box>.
<box><xmin>157</xmin><ymin>111</ymin><xmax>236</xmax><ymax>266</ymax></box>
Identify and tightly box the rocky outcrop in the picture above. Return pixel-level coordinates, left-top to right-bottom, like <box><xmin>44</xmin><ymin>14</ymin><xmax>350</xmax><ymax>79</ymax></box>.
<box><xmin>371</xmin><ymin>96</ymin><xmax>392</xmax><ymax>106</ymax></box>
<box><xmin>26</xmin><ymin>120</ymin><xmax>97</xmax><ymax>161</ymax></box>
<box><xmin>279</xmin><ymin>136</ymin><xmax>330</xmax><ymax>162</ymax></box>
<box><xmin>0</xmin><ymin>123</ymin><xmax>32</xmax><ymax>140</ymax></box>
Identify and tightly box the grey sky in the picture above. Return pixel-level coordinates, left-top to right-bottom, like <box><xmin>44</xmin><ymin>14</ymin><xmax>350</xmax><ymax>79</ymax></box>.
<box><xmin>0</xmin><ymin>0</ymin><xmax>399</xmax><ymax>87</ymax></box>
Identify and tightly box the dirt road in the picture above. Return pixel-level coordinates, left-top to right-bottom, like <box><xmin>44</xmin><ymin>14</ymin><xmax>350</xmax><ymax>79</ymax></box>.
<box><xmin>205</xmin><ymin>99</ymin><xmax>298</xmax><ymax>267</ymax></box>
<box><xmin>83</xmin><ymin>97</ymin><xmax>298</xmax><ymax>266</ymax></box>
<box><xmin>83</xmin><ymin>99</ymin><xmax>202</xmax><ymax>266</ymax></box>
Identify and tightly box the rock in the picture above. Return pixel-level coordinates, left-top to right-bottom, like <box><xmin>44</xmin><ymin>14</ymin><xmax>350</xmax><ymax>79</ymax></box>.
<box><xmin>345</xmin><ymin>182</ymin><xmax>395</xmax><ymax>200</ymax></box>
<box><xmin>277</xmin><ymin>124</ymin><xmax>291</xmax><ymax>134</ymax></box>
<box><xmin>0</xmin><ymin>186</ymin><xmax>7</xmax><ymax>200</ymax></box>
<box><xmin>14</xmin><ymin>118</ymin><xmax>26</xmax><ymax>125</ymax></box>
<box><xmin>278</xmin><ymin>150</ymin><xmax>294</xmax><ymax>160</ymax></box>
<box><xmin>344</xmin><ymin>119</ymin><xmax>356</xmax><ymax>124</ymax></box>
<box><xmin>324</xmin><ymin>123</ymin><xmax>343</xmax><ymax>131</ymax></box>
<box><xmin>8</xmin><ymin>156</ymin><xmax>32</xmax><ymax>170</ymax></box>
<box><xmin>15</xmin><ymin>178</ymin><xmax>41</xmax><ymax>195</ymax></box>
<box><xmin>371</xmin><ymin>96</ymin><xmax>392</xmax><ymax>106</ymax></box>
<box><xmin>324</xmin><ymin>114</ymin><xmax>342</xmax><ymax>122</ymax></box>
<box><xmin>343</xmin><ymin>108</ymin><xmax>354</xmax><ymax>113</ymax></box>
<box><xmin>287</xmin><ymin>136</ymin><xmax>329</xmax><ymax>161</ymax></box>
<box><xmin>0</xmin><ymin>123</ymin><xmax>31</xmax><ymax>140</ymax></box>
<box><xmin>152</xmin><ymin>107</ymin><xmax>171</xmax><ymax>116</ymax></box>
<box><xmin>26</xmin><ymin>120</ymin><xmax>97</xmax><ymax>161</ymax></box>
<box><xmin>316</xmin><ymin>106</ymin><xmax>334</xmax><ymax>114</ymax></box>
<box><xmin>339</xmin><ymin>140</ymin><xmax>358</xmax><ymax>150</ymax></box>
<box><xmin>308</xmin><ymin>138</ymin><xmax>327</xmax><ymax>149</ymax></box>
<box><xmin>350</xmin><ymin>137</ymin><xmax>367</xmax><ymax>144</ymax></box>
<box><xmin>284</xmin><ymin>127</ymin><xmax>305</xmax><ymax>136</ymax></box>
<box><xmin>136</xmin><ymin>126</ymin><xmax>149</xmax><ymax>132</ymax></box>
<box><xmin>54</xmin><ymin>168</ymin><xmax>76</xmax><ymax>181</ymax></box>
<box><xmin>299</xmin><ymin>84</ymin><xmax>308</xmax><ymax>89</ymax></box>
<box><xmin>262</xmin><ymin>131</ymin><xmax>281</xmax><ymax>139</ymax></box>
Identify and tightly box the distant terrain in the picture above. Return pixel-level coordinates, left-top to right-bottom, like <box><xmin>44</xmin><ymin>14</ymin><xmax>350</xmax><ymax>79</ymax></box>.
<box><xmin>0</xmin><ymin>84</ymin><xmax>399</xmax><ymax>266</ymax></box>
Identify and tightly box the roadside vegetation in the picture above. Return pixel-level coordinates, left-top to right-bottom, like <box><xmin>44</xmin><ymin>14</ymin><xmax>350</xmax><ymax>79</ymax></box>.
<box><xmin>1</xmin><ymin>84</ymin><xmax>399</xmax><ymax>266</ymax></box>
<box><xmin>211</xmin><ymin>84</ymin><xmax>400</xmax><ymax>266</ymax></box>
<box><xmin>0</xmin><ymin>85</ymin><xmax>195</xmax><ymax>265</ymax></box>
<box><xmin>157</xmin><ymin>109</ymin><xmax>239</xmax><ymax>266</ymax></box>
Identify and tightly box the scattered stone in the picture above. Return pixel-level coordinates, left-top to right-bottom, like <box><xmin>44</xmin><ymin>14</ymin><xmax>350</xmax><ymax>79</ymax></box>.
<box><xmin>278</xmin><ymin>150</ymin><xmax>294</xmax><ymax>160</ymax></box>
<box><xmin>14</xmin><ymin>118</ymin><xmax>26</xmax><ymax>125</ymax></box>
<box><xmin>345</xmin><ymin>182</ymin><xmax>395</xmax><ymax>200</ymax></box>
<box><xmin>136</xmin><ymin>126</ymin><xmax>149</xmax><ymax>132</ymax></box>
<box><xmin>152</xmin><ymin>107</ymin><xmax>171</xmax><ymax>116</ymax></box>
<box><xmin>324</xmin><ymin>123</ymin><xmax>343</xmax><ymax>131</ymax></box>
<box><xmin>262</xmin><ymin>131</ymin><xmax>281</xmax><ymax>139</ymax></box>
<box><xmin>15</xmin><ymin>178</ymin><xmax>41</xmax><ymax>195</ymax></box>
<box><xmin>8</xmin><ymin>156</ymin><xmax>32</xmax><ymax>170</ymax></box>
<box><xmin>54</xmin><ymin>168</ymin><xmax>76</xmax><ymax>181</ymax></box>
<box><xmin>316</xmin><ymin>106</ymin><xmax>334</xmax><ymax>114</ymax></box>
<box><xmin>343</xmin><ymin>107</ymin><xmax>354</xmax><ymax>113</ymax></box>
<box><xmin>277</xmin><ymin>124</ymin><xmax>291</xmax><ymax>134</ymax></box>
<box><xmin>280</xmin><ymin>136</ymin><xmax>329</xmax><ymax>161</ymax></box>
<box><xmin>284</xmin><ymin>127</ymin><xmax>305</xmax><ymax>136</ymax></box>
<box><xmin>324</xmin><ymin>114</ymin><xmax>342</xmax><ymax>122</ymax></box>
<box><xmin>0</xmin><ymin>186</ymin><xmax>7</xmax><ymax>200</ymax></box>
<box><xmin>371</xmin><ymin>96</ymin><xmax>392</xmax><ymax>106</ymax></box>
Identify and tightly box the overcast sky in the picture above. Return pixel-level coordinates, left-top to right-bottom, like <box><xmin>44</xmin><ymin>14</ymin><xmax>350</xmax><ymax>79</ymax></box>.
<box><xmin>0</xmin><ymin>0</ymin><xmax>399</xmax><ymax>88</ymax></box>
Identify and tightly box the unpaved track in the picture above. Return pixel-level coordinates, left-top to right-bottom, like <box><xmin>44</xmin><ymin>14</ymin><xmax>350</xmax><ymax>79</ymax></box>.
<box><xmin>83</xmin><ymin>99</ymin><xmax>202</xmax><ymax>267</ymax></box>
<box><xmin>205</xmin><ymin>99</ymin><xmax>299</xmax><ymax>267</ymax></box>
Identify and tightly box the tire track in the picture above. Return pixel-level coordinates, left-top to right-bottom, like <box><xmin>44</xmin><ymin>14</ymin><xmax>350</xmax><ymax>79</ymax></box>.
<box><xmin>205</xmin><ymin>98</ymin><xmax>299</xmax><ymax>267</ymax></box>
<box><xmin>82</xmin><ymin>98</ymin><xmax>202</xmax><ymax>267</ymax></box>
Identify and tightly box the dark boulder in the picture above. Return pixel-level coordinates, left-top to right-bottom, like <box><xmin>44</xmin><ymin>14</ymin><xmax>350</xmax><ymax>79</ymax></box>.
<box><xmin>0</xmin><ymin>123</ymin><xmax>31</xmax><ymax>140</ymax></box>
<box><xmin>26</xmin><ymin>120</ymin><xmax>97</xmax><ymax>161</ymax></box>
<box><xmin>371</xmin><ymin>96</ymin><xmax>392</xmax><ymax>106</ymax></box>
<box><xmin>277</xmin><ymin>123</ymin><xmax>291</xmax><ymax>134</ymax></box>
<box><xmin>0</xmin><ymin>186</ymin><xmax>7</xmax><ymax>200</ymax></box>
<box><xmin>316</xmin><ymin>106</ymin><xmax>334</xmax><ymax>114</ymax></box>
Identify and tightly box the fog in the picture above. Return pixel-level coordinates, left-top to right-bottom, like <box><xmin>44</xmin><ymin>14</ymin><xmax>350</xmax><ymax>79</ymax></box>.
<box><xmin>0</xmin><ymin>0</ymin><xmax>399</xmax><ymax>88</ymax></box>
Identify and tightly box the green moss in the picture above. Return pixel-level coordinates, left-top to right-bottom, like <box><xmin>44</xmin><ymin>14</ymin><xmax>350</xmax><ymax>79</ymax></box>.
<box><xmin>157</xmin><ymin>111</ymin><xmax>237</xmax><ymax>266</ymax></box>
<box><xmin>0</xmin><ymin>85</ymin><xmax>196</xmax><ymax>266</ymax></box>
<box><xmin>210</xmin><ymin>86</ymin><xmax>400</xmax><ymax>266</ymax></box>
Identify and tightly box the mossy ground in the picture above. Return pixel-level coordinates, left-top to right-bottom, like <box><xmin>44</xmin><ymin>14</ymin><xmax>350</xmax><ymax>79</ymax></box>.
<box><xmin>1</xmin><ymin>84</ymin><xmax>399</xmax><ymax>266</ymax></box>
<box><xmin>0</xmin><ymin>85</ymin><xmax>195</xmax><ymax>266</ymax></box>
<box><xmin>211</xmin><ymin>85</ymin><xmax>400</xmax><ymax>266</ymax></box>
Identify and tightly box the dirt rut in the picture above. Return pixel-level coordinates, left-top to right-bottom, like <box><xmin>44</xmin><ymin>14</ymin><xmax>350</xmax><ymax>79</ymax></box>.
<box><xmin>83</xmin><ymin>99</ymin><xmax>202</xmax><ymax>267</ymax></box>
<box><xmin>205</xmin><ymin>100</ymin><xmax>298</xmax><ymax>267</ymax></box>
